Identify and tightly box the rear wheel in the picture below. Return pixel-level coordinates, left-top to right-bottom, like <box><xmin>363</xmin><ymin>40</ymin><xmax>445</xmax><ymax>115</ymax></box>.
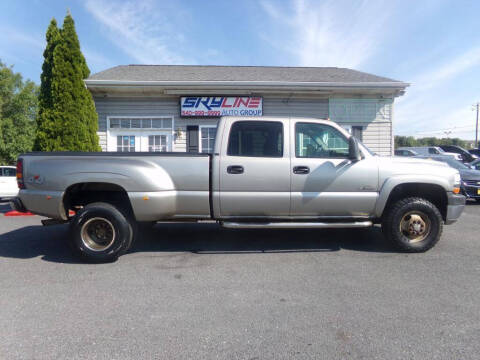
<box><xmin>382</xmin><ymin>197</ymin><xmax>443</xmax><ymax>252</ymax></box>
<box><xmin>69</xmin><ymin>202</ymin><xmax>133</xmax><ymax>263</ymax></box>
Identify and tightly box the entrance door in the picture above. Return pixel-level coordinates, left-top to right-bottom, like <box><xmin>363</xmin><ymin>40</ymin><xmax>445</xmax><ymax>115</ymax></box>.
<box><xmin>218</xmin><ymin>119</ymin><xmax>291</xmax><ymax>217</ymax></box>
<box><xmin>290</xmin><ymin>120</ymin><xmax>378</xmax><ymax>217</ymax></box>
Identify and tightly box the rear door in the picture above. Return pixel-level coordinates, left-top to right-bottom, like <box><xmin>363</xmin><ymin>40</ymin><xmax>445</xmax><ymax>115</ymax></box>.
<box><xmin>290</xmin><ymin>120</ymin><xmax>378</xmax><ymax>217</ymax></box>
<box><xmin>218</xmin><ymin>119</ymin><xmax>291</xmax><ymax>217</ymax></box>
<box><xmin>0</xmin><ymin>167</ymin><xmax>18</xmax><ymax>197</ymax></box>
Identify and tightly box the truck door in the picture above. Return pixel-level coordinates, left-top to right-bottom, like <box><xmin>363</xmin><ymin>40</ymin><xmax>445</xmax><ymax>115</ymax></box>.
<box><xmin>218</xmin><ymin>119</ymin><xmax>291</xmax><ymax>217</ymax></box>
<box><xmin>290</xmin><ymin>120</ymin><xmax>378</xmax><ymax>217</ymax></box>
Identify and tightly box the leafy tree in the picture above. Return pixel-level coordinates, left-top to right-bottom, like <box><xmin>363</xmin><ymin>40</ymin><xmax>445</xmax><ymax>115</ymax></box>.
<box><xmin>395</xmin><ymin>136</ymin><xmax>468</xmax><ymax>149</ymax></box>
<box><xmin>0</xmin><ymin>61</ymin><xmax>38</xmax><ymax>165</ymax></box>
<box><xmin>34</xmin><ymin>14</ymin><xmax>100</xmax><ymax>151</ymax></box>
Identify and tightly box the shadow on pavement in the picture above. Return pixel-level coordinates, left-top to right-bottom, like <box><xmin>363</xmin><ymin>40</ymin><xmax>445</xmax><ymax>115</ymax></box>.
<box><xmin>0</xmin><ymin>222</ymin><xmax>394</xmax><ymax>264</ymax></box>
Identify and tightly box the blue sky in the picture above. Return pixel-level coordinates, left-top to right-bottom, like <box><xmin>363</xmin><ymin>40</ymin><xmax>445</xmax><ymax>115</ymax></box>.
<box><xmin>1</xmin><ymin>0</ymin><xmax>480</xmax><ymax>139</ymax></box>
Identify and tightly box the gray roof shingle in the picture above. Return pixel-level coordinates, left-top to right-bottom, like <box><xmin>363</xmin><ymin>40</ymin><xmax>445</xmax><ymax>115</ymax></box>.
<box><xmin>87</xmin><ymin>65</ymin><xmax>403</xmax><ymax>84</ymax></box>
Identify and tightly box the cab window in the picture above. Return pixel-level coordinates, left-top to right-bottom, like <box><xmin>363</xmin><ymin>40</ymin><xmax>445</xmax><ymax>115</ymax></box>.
<box><xmin>227</xmin><ymin>121</ymin><xmax>283</xmax><ymax>157</ymax></box>
<box><xmin>2</xmin><ymin>168</ymin><xmax>16</xmax><ymax>177</ymax></box>
<box><xmin>295</xmin><ymin>122</ymin><xmax>349</xmax><ymax>158</ymax></box>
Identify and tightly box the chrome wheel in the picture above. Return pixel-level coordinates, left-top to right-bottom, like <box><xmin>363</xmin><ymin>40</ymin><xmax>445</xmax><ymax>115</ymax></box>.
<box><xmin>80</xmin><ymin>217</ymin><xmax>115</xmax><ymax>251</ymax></box>
<box><xmin>399</xmin><ymin>211</ymin><xmax>431</xmax><ymax>243</ymax></box>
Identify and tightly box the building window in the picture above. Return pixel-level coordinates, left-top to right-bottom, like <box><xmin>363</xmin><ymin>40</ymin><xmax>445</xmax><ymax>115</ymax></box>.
<box><xmin>200</xmin><ymin>126</ymin><xmax>216</xmax><ymax>153</ymax></box>
<box><xmin>148</xmin><ymin>135</ymin><xmax>167</xmax><ymax>152</ymax></box>
<box><xmin>117</xmin><ymin>135</ymin><xmax>135</xmax><ymax>152</ymax></box>
<box><xmin>109</xmin><ymin>117</ymin><xmax>173</xmax><ymax>130</ymax></box>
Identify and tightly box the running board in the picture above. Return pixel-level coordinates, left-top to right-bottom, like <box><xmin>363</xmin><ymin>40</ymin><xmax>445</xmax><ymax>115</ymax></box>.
<box><xmin>221</xmin><ymin>221</ymin><xmax>373</xmax><ymax>229</ymax></box>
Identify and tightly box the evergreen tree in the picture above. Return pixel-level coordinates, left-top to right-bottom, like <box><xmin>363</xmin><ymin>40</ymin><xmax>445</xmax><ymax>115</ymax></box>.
<box><xmin>34</xmin><ymin>14</ymin><xmax>100</xmax><ymax>151</ymax></box>
<box><xmin>34</xmin><ymin>19</ymin><xmax>60</xmax><ymax>151</ymax></box>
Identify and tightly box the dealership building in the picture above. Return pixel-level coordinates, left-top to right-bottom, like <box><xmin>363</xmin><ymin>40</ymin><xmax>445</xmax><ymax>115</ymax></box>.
<box><xmin>84</xmin><ymin>65</ymin><xmax>408</xmax><ymax>155</ymax></box>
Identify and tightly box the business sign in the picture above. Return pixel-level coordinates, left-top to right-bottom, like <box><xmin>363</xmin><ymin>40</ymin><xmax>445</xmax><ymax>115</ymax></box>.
<box><xmin>181</xmin><ymin>97</ymin><xmax>263</xmax><ymax>117</ymax></box>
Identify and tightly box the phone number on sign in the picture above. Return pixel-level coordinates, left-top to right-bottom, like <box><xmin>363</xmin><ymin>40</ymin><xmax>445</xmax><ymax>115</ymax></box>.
<box><xmin>181</xmin><ymin>110</ymin><xmax>221</xmax><ymax>116</ymax></box>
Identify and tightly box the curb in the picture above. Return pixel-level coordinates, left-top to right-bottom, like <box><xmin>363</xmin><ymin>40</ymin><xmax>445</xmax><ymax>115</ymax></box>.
<box><xmin>4</xmin><ymin>210</ymin><xmax>35</xmax><ymax>217</ymax></box>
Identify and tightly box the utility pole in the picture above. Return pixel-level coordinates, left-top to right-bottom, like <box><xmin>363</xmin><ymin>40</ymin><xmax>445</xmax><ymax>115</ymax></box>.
<box><xmin>474</xmin><ymin>103</ymin><xmax>479</xmax><ymax>149</ymax></box>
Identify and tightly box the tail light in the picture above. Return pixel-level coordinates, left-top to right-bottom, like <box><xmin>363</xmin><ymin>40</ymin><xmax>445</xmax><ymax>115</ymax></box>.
<box><xmin>16</xmin><ymin>159</ymin><xmax>25</xmax><ymax>189</ymax></box>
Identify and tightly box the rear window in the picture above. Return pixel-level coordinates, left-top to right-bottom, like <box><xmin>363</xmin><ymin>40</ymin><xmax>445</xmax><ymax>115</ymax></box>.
<box><xmin>2</xmin><ymin>168</ymin><xmax>15</xmax><ymax>177</ymax></box>
<box><xmin>227</xmin><ymin>121</ymin><xmax>283</xmax><ymax>157</ymax></box>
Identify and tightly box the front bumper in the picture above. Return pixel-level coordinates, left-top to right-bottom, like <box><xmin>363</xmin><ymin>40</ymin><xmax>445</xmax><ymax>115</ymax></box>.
<box><xmin>445</xmin><ymin>193</ymin><xmax>466</xmax><ymax>225</ymax></box>
<box><xmin>463</xmin><ymin>185</ymin><xmax>480</xmax><ymax>199</ymax></box>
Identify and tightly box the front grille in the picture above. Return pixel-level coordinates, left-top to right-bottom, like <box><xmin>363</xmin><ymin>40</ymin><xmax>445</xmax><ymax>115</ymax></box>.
<box><xmin>463</xmin><ymin>180</ymin><xmax>480</xmax><ymax>186</ymax></box>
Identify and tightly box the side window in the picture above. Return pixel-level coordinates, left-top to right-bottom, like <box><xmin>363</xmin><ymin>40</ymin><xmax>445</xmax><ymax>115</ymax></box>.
<box><xmin>295</xmin><ymin>122</ymin><xmax>349</xmax><ymax>158</ymax></box>
<box><xmin>428</xmin><ymin>148</ymin><xmax>438</xmax><ymax>154</ymax></box>
<box><xmin>3</xmin><ymin>168</ymin><xmax>16</xmax><ymax>177</ymax></box>
<box><xmin>227</xmin><ymin>121</ymin><xmax>283</xmax><ymax>157</ymax></box>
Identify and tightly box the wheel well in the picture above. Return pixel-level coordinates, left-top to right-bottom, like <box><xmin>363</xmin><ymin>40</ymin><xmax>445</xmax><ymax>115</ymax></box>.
<box><xmin>63</xmin><ymin>182</ymin><xmax>134</xmax><ymax>219</ymax></box>
<box><xmin>383</xmin><ymin>183</ymin><xmax>448</xmax><ymax>221</ymax></box>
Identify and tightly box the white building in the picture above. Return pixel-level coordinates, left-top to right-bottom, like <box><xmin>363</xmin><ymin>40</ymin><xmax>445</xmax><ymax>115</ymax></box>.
<box><xmin>85</xmin><ymin>65</ymin><xmax>408</xmax><ymax>155</ymax></box>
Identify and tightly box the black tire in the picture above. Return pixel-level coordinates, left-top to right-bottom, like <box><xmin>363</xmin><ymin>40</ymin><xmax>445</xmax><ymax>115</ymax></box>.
<box><xmin>382</xmin><ymin>197</ymin><xmax>443</xmax><ymax>252</ymax></box>
<box><xmin>69</xmin><ymin>202</ymin><xmax>134</xmax><ymax>263</ymax></box>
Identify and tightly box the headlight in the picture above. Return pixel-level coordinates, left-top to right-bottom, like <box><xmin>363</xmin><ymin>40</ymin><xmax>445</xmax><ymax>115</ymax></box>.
<box><xmin>453</xmin><ymin>172</ymin><xmax>461</xmax><ymax>194</ymax></box>
<box><xmin>454</xmin><ymin>172</ymin><xmax>461</xmax><ymax>185</ymax></box>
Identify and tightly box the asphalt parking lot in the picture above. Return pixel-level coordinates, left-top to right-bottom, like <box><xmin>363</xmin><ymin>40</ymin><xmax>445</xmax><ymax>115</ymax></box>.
<box><xmin>0</xmin><ymin>202</ymin><xmax>479</xmax><ymax>359</ymax></box>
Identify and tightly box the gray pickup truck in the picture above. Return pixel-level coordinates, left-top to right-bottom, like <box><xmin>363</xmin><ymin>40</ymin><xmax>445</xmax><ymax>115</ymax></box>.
<box><xmin>11</xmin><ymin>117</ymin><xmax>465</xmax><ymax>262</ymax></box>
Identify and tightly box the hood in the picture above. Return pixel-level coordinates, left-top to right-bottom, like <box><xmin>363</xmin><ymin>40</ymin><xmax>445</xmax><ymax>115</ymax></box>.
<box><xmin>390</xmin><ymin>156</ymin><xmax>449</xmax><ymax>168</ymax></box>
<box><xmin>459</xmin><ymin>168</ymin><xmax>480</xmax><ymax>180</ymax></box>
<box><xmin>379</xmin><ymin>156</ymin><xmax>458</xmax><ymax>179</ymax></box>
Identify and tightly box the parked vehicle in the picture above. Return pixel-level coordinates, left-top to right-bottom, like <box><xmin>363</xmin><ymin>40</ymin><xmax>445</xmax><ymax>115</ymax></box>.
<box><xmin>0</xmin><ymin>166</ymin><xmax>18</xmax><ymax>201</ymax></box>
<box><xmin>439</xmin><ymin>145</ymin><xmax>478</xmax><ymax>163</ymax></box>
<box><xmin>418</xmin><ymin>156</ymin><xmax>480</xmax><ymax>201</ymax></box>
<box><xmin>394</xmin><ymin>149</ymin><xmax>418</xmax><ymax>157</ymax></box>
<box><xmin>469</xmin><ymin>158</ymin><xmax>480</xmax><ymax>170</ymax></box>
<box><xmin>400</xmin><ymin>146</ymin><xmax>462</xmax><ymax>160</ymax></box>
<box><xmin>469</xmin><ymin>149</ymin><xmax>480</xmax><ymax>157</ymax></box>
<box><xmin>11</xmin><ymin>117</ymin><xmax>465</xmax><ymax>262</ymax></box>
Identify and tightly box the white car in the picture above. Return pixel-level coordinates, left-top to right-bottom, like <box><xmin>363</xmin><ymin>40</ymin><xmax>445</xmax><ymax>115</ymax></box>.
<box><xmin>0</xmin><ymin>166</ymin><xmax>18</xmax><ymax>200</ymax></box>
<box><xmin>400</xmin><ymin>146</ymin><xmax>463</xmax><ymax>161</ymax></box>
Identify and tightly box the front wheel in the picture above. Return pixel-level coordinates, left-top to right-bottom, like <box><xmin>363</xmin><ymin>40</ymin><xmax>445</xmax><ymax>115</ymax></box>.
<box><xmin>69</xmin><ymin>202</ymin><xmax>133</xmax><ymax>263</ymax></box>
<box><xmin>382</xmin><ymin>197</ymin><xmax>443</xmax><ymax>252</ymax></box>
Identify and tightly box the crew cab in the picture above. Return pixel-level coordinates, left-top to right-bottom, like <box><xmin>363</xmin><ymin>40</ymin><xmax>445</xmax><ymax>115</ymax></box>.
<box><xmin>11</xmin><ymin>117</ymin><xmax>466</xmax><ymax>262</ymax></box>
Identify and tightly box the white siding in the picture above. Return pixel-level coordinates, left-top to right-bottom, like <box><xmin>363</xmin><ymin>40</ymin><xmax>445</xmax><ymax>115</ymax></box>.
<box><xmin>94</xmin><ymin>97</ymin><xmax>194</xmax><ymax>152</ymax></box>
<box><xmin>97</xmin><ymin>131</ymin><xmax>107</xmax><ymax>151</ymax></box>
<box><xmin>362</xmin><ymin>121</ymin><xmax>392</xmax><ymax>156</ymax></box>
<box><xmin>329</xmin><ymin>98</ymin><xmax>394</xmax><ymax>156</ymax></box>
<box><xmin>263</xmin><ymin>97</ymin><xmax>329</xmax><ymax>118</ymax></box>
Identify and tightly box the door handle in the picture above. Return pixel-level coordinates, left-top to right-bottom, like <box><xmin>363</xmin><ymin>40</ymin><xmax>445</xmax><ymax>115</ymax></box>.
<box><xmin>227</xmin><ymin>165</ymin><xmax>244</xmax><ymax>174</ymax></box>
<box><xmin>293</xmin><ymin>166</ymin><xmax>310</xmax><ymax>174</ymax></box>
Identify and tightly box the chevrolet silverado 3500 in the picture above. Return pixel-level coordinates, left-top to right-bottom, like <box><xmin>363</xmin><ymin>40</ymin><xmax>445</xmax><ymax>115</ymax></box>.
<box><xmin>11</xmin><ymin>117</ymin><xmax>466</xmax><ymax>262</ymax></box>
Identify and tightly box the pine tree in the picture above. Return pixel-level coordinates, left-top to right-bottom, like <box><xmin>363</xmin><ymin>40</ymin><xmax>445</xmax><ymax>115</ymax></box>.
<box><xmin>34</xmin><ymin>13</ymin><xmax>100</xmax><ymax>151</ymax></box>
<box><xmin>34</xmin><ymin>19</ymin><xmax>60</xmax><ymax>151</ymax></box>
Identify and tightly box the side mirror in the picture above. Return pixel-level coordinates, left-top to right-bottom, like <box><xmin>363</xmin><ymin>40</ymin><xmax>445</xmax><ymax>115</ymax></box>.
<box><xmin>348</xmin><ymin>136</ymin><xmax>362</xmax><ymax>161</ymax></box>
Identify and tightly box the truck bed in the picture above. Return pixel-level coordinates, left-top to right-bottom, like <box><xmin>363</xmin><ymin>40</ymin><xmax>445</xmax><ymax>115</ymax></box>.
<box><xmin>18</xmin><ymin>152</ymin><xmax>212</xmax><ymax>221</ymax></box>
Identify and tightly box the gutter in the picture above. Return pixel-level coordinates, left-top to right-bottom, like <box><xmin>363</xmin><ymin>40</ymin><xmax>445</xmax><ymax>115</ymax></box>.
<box><xmin>84</xmin><ymin>79</ymin><xmax>410</xmax><ymax>89</ymax></box>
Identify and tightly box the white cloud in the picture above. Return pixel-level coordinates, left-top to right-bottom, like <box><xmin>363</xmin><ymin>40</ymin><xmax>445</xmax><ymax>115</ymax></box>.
<box><xmin>394</xmin><ymin>45</ymin><xmax>480</xmax><ymax>139</ymax></box>
<box><xmin>260</xmin><ymin>0</ymin><xmax>396</xmax><ymax>68</ymax></box>
<box><xmin>84</xmin><ymin>0</ymin><xmax>191</xmax><ymax>64</ymax></box>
